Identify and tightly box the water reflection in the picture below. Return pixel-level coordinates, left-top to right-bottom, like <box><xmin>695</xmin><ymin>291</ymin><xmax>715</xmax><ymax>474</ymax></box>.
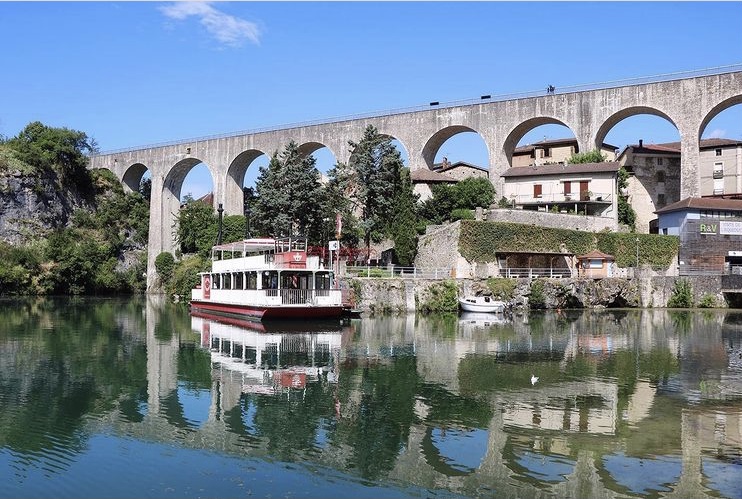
<box><xmin>0</xmin><ymin>297</ymin><xmax>740</xmax><ymax>498</ymax></box>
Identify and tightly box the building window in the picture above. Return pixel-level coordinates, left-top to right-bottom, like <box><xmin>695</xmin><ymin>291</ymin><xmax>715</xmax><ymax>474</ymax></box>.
<box><xmin>563</xmin><ymin>182</ymin><xmax>571</xmax><ymax>195</ymax></box>
<box><xmin>713</xmin><ymin>162</ymin><xmax>724</xmax><ymax>179</ymax></box>
<box><xmin>656</xmin><ymin>171</ymin><xmax>665</xmax><ymax>183</ymax></box>
<box><xmin>657</xmin><ymin>193</ymin><xmax>665</xmax><ymax>206</ymax></box>
<box><xmin>533</xmin><ymin>184</ymin><xmax>542</xmax><ymax>198</ymax></box>
<box><xmin>716</xmin><ymin>148</ymin><xmax>723</xmax><ymax>156</ymax></box>
<box><xmin>543</xmin><ymin>147</ymin><xmax>551</xmax><ymax>158</ymax></box>
<box><xmin>714</xmin><ymin>177</ymin><xmax>724</xmax><ymax>195</ymax></box>
<box><xmin>657</xmin><ymin>157</ymin><xmax>663</xmax><ymax>166</ymax></box>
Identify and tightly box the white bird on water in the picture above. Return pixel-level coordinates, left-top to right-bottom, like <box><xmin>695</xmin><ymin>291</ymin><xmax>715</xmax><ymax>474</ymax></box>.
<box><xmin>531</xmin><ymin>374</ymin><xmax>539</xmax><ymax>385</ymax></box>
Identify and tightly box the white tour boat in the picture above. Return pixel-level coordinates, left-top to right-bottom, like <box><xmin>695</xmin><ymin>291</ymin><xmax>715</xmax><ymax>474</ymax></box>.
<box><xmin>458</xmin><ymin>295</ymin><xmax>506</xmax><ymax>313</ymax></box>
<box><xmin>190</xmin><ymin>236</ymin><xmax>346</xmax><ymax>322</ymax></box>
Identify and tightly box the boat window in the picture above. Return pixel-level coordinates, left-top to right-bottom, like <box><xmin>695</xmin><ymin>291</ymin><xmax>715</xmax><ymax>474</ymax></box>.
<box><xmin>212</xmin><ymin>273</ymin><xmax>220</xmax><ymax>289</ymax></box>
<box><xmin>233</xmin><ymin>272</ymin><xmax>243</xmax><ymax>290</ymax></box>
<box><xmin>246</xmin><ymin>272</ymin><xmax>257</xmax><ymax>290</ymax></box>
<box><xmin>222</xmin><ymin>273</ymin><xmax>232</xmax><ymax>290</ymax></box>
<box><xmin>315</xmin><ymin>273</ymin><xmax>331</xmax><ymax>290</ymax></box>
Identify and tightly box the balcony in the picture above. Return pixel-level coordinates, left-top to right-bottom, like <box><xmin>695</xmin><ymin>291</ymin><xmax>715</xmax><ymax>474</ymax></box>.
<box><xmin>505</xmin><ymin>192</ymin><xmax>613</xmax><ymax>218</ymax></box>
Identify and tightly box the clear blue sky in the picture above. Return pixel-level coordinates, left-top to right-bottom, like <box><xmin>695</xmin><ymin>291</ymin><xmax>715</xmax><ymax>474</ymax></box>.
<box><xmin>1</xmin><ymin>1</ymin><xmax>741</xmax><ymax>199</ymax></box>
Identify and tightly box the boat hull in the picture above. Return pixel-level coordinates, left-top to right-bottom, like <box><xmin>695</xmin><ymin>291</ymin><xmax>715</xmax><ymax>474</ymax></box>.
<box><xmin>190</xmin><ymin>299</ymin><xmax>345</xmax><ymax>322</ymax></box>
<box><xmin>458</xmin><ymin>297</ymin><xmax>505</xmax><ymax>313</ymax></box>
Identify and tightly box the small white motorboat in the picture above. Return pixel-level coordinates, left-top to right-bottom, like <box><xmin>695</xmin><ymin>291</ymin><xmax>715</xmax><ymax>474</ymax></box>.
<box><xmin>458</xmin><ymin>295</ymin><xmax>506</xmax><ymax>313</ymax></box>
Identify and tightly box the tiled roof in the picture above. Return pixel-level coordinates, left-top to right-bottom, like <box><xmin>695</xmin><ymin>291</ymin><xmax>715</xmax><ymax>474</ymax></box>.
<box><xmin>618</xmin><ymin>138</ymin><xmax>742</xmax><ymax>158</ymax></box>
<box><xmin>410</xmin><ymin>168</ymin><xmax>458</xmax><ymax>183</ymax></box>
<box><xmin>501</xmin><ymin>161</ymin><xmax>620</xmax><ymax>178</ymax></box>
<box><xmin>655</xmin><ymin>196</ymin><xmax>742</xmax><ymax>215</ymax></box>
<box><xmin>436</xmin><ymin>160</ymin><xmax>488</xmax><ymax>173</ymax></box>
<box><xmin>513</xmin><ymin>138</ymin><xmax>617</xmax><ymax>154</ymax></box>
<box><xmin>576</xmin><ymin>249</ymin><xmax>615</xmax><ymax>261</ymax></box>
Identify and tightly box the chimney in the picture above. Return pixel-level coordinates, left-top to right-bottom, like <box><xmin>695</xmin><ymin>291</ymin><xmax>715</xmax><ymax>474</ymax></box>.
<box><xmin>639</xmin><ymin>139</ymin><xmax>643</xmax><ymax>148</ymax></box>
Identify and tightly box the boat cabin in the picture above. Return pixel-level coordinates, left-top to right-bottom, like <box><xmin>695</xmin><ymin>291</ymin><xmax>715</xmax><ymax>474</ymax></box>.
<box><xmin>205</xmin><ymin>237</ymin><xmax>335</xmax><ymax>294</ymax></box>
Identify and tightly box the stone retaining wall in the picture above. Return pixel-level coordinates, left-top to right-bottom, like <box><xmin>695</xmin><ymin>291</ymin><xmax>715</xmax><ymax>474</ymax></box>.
<box><xmin>487</xmin><ymin>208</ymin><xmax>619</xmax><ymax>233</ymax></box>
<box><xmin>344</xmin><ymin>275</ymin><xmax>729</xmax><ymax>313</ymax></box>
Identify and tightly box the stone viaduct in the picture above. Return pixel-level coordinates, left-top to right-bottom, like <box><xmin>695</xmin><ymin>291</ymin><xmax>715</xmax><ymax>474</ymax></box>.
<box><xmin>88</xmin><ymin>66</ymin><xmax>742</xmax><ymax>291</ymax></box>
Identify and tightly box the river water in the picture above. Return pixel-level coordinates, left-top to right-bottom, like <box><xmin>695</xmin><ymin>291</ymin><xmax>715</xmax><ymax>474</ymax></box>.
<box><xmin>0</xmin><ymin>296</ymin><xmax>741</xmax><ymax>499</ymax></box>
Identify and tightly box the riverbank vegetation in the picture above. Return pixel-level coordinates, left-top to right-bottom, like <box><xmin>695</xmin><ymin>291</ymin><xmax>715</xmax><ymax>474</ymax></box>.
<box><xmin>0</xmin><ymin>122</ymin><xmax>148</xmax><ymax>295</ymax></box>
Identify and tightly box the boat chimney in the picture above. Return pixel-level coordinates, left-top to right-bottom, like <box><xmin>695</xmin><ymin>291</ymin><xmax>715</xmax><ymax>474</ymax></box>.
<box><xmin>216</xmin><ymin>203</ymin><xmax>224</xmax><ymax>245</ymax></box>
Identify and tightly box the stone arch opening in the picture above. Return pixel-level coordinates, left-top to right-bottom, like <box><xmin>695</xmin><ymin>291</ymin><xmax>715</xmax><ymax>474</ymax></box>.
<box><xmin>698</xmin><ymin>98</ymin><xmax>742</xmax><ymax>198</ymax></box>
<box><xmin>297</xmin><ymin>141</ymin><xmax>338</xmax><ymax>182</ymax></box>
<box><xmin>699</xmin><ymin>95</ymin><xmax>742</xmax><ymax>141</ymax></box>
<box><xmin>502</xmin><ymin>118</ymin><xmax>574</xmax><ymax>168</ymax></box>
<box><xmin>122</xmin><ymin>162</ymin><xmax>149</xmax><ymax>194</ymax></box>
<box><xmin>178</xmin><ymin>160</ymin><xmax>215</xmax><ymax>203</ymax></box>
<box><xmin>229</xmin><ymin>149</ymin><xmax>269</xmax><ymax>190</ymax></box>
<box><xmin>421</xmin><ymin>125</ymin><xmax>487</xmax><ymax>170</ymax></box>
<box><xmin>601</xmin><ymin>109</ymin><xmax>681</xmax><ymax>233</ymax></box>
<box><xmin>160</xmin><ymin>157</ymin><xmax>213</xmax><ymax>253</ymax></box>
<box><xmin>595</xmin><ymin>106</ymin><xmax>677</xmax><ymax>151</ymax></box>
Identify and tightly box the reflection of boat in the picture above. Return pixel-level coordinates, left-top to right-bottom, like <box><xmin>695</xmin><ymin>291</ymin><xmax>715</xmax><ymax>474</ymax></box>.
<box><xmin>192</xmin><ymin>315</ymin><xmax>345</xmax><ymax>395</ymax></box>
<box><xmin>190</xmin><ymin>236</ymin><xmax>345</xmax><ymax>322</ymax></box>
<box><xmin>458</xmin><ymin>311</ymin><xmax>509</xmax><ymax>327</ymax></box>
<box><xmin>459</xmin><ymin>295</ymin><xmax>506</xmax><ymax>313</ymax></box>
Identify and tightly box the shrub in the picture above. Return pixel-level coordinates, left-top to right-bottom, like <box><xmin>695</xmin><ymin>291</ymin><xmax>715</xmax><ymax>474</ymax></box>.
<box><xmin>168</xmin><ymin>254</ymin><xmax>210</xmax><ymax>301</ymax></box>
<box><xmin>529</xmin><ymin>279</ymin><xmax>546</xmax><ymax>309</ymax></box>
<box><xmin>667</xmin><ymin>279</ymin><xmax>693</xmax><ymax>308</ymax></box>
<box><xmin>418</xmin><ymin>280</ymin><xmax>459</xmax><ymax>314</ymax></box>
<box><xmin>698</xmin><ymin>293</ymin><xmax>718</xmax><ymax>308</ymax></box>
<box><xmin>486</xmin><ymin>278</ymin><xmax>516</xmax><ymax>300</ymax></box>
<box><xmin>450</xmin><ymin>208</ymin><xmax>475</xmax><ymax>221</ymax></box>
<box><xmin>155</xmin><ymin>252</ymin><xmax>176</xmax><ymax>284</ymax></box>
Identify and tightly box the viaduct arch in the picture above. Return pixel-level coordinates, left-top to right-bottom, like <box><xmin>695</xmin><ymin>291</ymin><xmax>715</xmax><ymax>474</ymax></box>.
<box><xmin>88</xmin><ymin>68</ymin><xmax>742</xmax><ymax>291</ymax></box>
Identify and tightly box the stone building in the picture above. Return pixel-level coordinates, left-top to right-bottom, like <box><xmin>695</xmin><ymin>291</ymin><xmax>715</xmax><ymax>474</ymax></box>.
<box><xmin>499</xmin><ymin>161</ymin><xmax>620</xmax><ymax>223</ymax></box>
<box><xmin>512</xmin><ymin>138</ymin><xmax>617</xmax><ymax>168</ymax></box>
<box><xmin>411</xmin><ymin>158</ymin><xmax>489</xmax><ymax>202</ymax></box>
<box><xmin>618</xmin><ymin>138</ymin><xmax>742</xmax><ymax>233</ymax></box>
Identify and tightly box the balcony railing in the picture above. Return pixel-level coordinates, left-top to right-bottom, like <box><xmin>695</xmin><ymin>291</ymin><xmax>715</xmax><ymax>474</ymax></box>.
<box><xmin>509</xmin><ymin>192</ymin><xmax>613</xmax><ymax>205</ymax></box>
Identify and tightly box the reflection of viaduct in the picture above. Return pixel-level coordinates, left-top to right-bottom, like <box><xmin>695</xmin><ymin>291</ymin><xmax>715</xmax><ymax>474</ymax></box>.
<box><xmin>97</xmin><ymin>301</ymin><xmax>742</xmax><ymax>498</ymax></box>
<box><xmin>88</xmin><ymin>68</ymin><xmax>742</xmax><ymax>290</ymax></box>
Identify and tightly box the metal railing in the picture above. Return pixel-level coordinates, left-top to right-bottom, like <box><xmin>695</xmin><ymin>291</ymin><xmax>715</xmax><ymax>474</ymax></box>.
<box><xmin>510</xmin><ymin>192</ymin><xmax>613</xmax><ymax>205</ymax></box>
<box><xmin>346</xmin><ymin>266</ymin><xmax>453</xmax><ymax>279</ymax></box>
<box><xmin>92</xmin><ymin>63</ymin><xmax>742</xmax><ymax>156</ymax></box>
<box><xmin>503</xmin><ymin>268</ymin><xmax>576</xmax><ymax>279</ymax></box>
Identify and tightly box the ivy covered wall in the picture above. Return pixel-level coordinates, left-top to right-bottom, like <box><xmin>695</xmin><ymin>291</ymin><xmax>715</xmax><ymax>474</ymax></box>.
<box><xmin>458</xmin><ymin>220</ymin><xmax>679</xmax><ymax>269</ymax></box>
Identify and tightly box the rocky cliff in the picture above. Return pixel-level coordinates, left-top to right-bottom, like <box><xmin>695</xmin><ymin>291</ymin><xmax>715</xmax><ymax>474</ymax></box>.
<box><xmin>0</xmin><ymin>168</ymin><xmax>91</xmax><ymax>245</ymax></box>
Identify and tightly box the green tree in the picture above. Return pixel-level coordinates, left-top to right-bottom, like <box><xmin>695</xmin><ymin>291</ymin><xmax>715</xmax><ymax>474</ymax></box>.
<box><xmin>389</xmin><ymin>169</ymin><xmax>419</xmax><ymax>265</ymax></box>
<box><xmin>348</xmin><ymin>125</ymin><xmax>405</xmax><ymax>259</ymax></box>
<box><xmin>617</xmin><ymin>166</ymin><xmax>637</xmax><ymax>231</ymax></box>
<box><xmin>252</xmin><ymin>141</ymin><xmax>324</xmax><ymax>240</ymax></box>
<box><xmin>323</xmin><ymin>161</ymin><xmax>361</xmax><ymax>248</ymax></box>
<box><xmin>7</xmin><ymin>121</ymin><xmax>98</xmax><ymax>194</ymax></box>
<box><xmin>567</xmin><ymin>148</ymin><xmax>606</xmax><ymax>164</ymax></box>
<box><xmin>175</xmin><ymin>199</ymin><xmax>217</xmax><ymax>256</ymax></box>
<box><xmin>419</xmin><ymin>176</ymin><xmax>495</xmax><ymax>224</ymax></box>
